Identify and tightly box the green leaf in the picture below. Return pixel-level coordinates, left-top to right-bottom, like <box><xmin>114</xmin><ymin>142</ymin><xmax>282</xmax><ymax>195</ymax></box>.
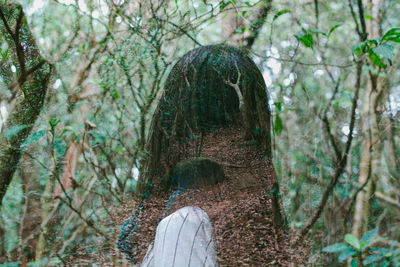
<box><xmin>219</xmin><ymin>1</ymin><xmax>231</xmax><ymax>11</ymax></box>
<box><xmin>328</xmin><ymin>24</ymin><xmax>341</xmax><ymax>38</ymax></box>
<box><xmin>244</xmin><ymin>1</ymin><xmax>252</xmax><ymax>7</ymax></box>
<box><xmin>360</xmin><ymin>228</ymin><xmax>379</xmax><ymax>249</ymax></box>
<box><xmin>352</xmin><ymin>39</ymin><xmax>380</xmax><ymax>58</ymax></box>
<box><xmin>273</xmin><ymin>9</ymin><xmax>291</xmax><ymax>21</ymax></box>
<box><xmin>1</xmin><ymin>48</ymin><xmax>9</xmax><ymax>61</ymax></box>
<box><xmin>21</xmin><ymin>130</ymin><xmax>47</xmax><ymax>148</ymax></box>
<box><xmin>368</xmin><ymin>51</ymin><xmax>386</xmax><ymax>68</ymax></box>
<box><xmin>89</xmin><ymin>131</ymin><xmax>106</xmax><ymax>146</ymax></box>
<box><xmin>52</xmin><ymin>139</ymin><xmax>67</xmax><ymax>158</ymax></box>
<box><xmin>274</xmin><ymin>115</ymin><xmax>283</xmax><ymax>136</ymax></box>
<box><xmin>381</xmin><ymin>27</ymin><xmax>400</xmax><ymax>43</ymax></box>
<box><xmin>363</xmin><ymin>254</ymin><xmax>385</xmax><ymax>265</ymax></box>
<box><xmin>352</xmin><ymin>42</ymin><xmax>366</xmax><ymax>57</ymax></box>
<box><xmin>49</xmin><ymin>118</ymin><xmax>61</xmax><ymax>130</ymax></box>
<box><xmin>372</xmin><ymin>44</ymin><xmax>394</xmax><ymax>65</ymax></box>
<box><xmin>371</xmin><ymin>248</ymin><xmax>391</xmax><ymax>254</ymax></box>
<box><xmin>364</xmin><ymin>14</ymin><xmax>373</xmax><ymax>20</ymax></box>
<box><xmin>350</xmin><ymin>259</ymin><xmax>358</xmax><ymax>267</ymax></box>
<box><xmin>274</xmin><ymin>102</ymin><xmax>282</xmax><ymax>112</ymax></box>
<box><xmin>367</xmin><ymin>38</ymin><xmax>380</xmax><ymax>46</ymax></box>
<box><xmin>345</xmin><ymin>234</ymin><xmax>361</xmax><ymax>250</ymax></box>
<box><xmin>115</xmin><ymin>146</ymin><xmax>124</xmax><ymax>153</ymax></box>
<box><xmin>338</xmin><ymin>247</ymin><xmax>358</xmax><ymax>262</ymax></box>
<box><xmin>0</xmin><ymin>262</ymin><xmax>21</xmax><ymax>267</ymax></box>
<box><xmin>111</xmin><ymin>89</ymin><xmax>120</xmax><ymax>99</ymax></box>
<box><xmin>322</xmin><ymin>243</ymin><xmax>349</xmax><ymax>253</ymax></box>
<box><xmin>4</xmin><ymin>124</ymin><xmax>30</xmax><ymax>139</ymax></box>
<box><xmin>295</xmin><ymin>33</ymin><xmax>313</xmax><ymax>48</ymax></box>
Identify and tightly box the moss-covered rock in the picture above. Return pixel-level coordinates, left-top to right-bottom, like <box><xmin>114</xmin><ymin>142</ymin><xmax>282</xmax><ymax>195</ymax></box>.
<box><xmin>170</xmin><ymin>157</ymin><xmax>225</xmax><ymax>189</ymax></box>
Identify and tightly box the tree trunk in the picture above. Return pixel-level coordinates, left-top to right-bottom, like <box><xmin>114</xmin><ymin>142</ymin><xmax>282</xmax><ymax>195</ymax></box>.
<box><xmin>351</xmin><ymin>0</ymin><xmax>384</xmax><ymax>239</ymax></box>
<box><xmin>0</xmin><ymin>3</ymin><xmax>52</xmax><ymax>205</ymax></box>
<box><xmin>18</xmin><ymin>158</ymin><xmax>42</xmax><ymax>261</ymax></box>
<box><xmin>35</xmin><ymin>174</ymin><xmax>55</xmax><ymax>262</ymax></box>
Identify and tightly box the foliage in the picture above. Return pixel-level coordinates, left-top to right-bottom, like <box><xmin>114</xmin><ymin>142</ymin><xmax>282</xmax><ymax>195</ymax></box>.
<box><xmin>323</xmin><ymin>229</ymin><xmax>400</xmax><ymax>266</ymax></box>
<box><xmin>0</xmin><ymin>0</ymin><xmax>399</xmax><ymax>265</ymax></box>
<box><xmin>352</xmin><ymin>27</ymin><xmax>400</xmax><ymax>68</ymax></box>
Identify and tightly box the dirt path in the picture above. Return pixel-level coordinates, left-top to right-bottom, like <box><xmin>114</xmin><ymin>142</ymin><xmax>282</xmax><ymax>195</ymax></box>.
<box><xmin>121</xmin><ymin>126</ymin><xmax>309</xmax><ymax>266</ymax></box>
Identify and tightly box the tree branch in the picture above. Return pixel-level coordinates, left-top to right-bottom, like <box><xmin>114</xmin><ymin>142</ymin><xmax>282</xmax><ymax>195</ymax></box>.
<box><xmin>357</xmin><ymin>0</ymin><xmax>367</xmax><ymax>40</ymax></box>
<box><xmin>0</xmin><ymin>6</ymin><xmax>14</xmax><ymax>37</ymax></box>
<box><xmin>375</xmin><ymin>192</ymin><xmax>400</xmax><ymax>210</ymax></box>
<box><xmin>322</xmin><ymin>115</ymin><xmax>341</xmax><ymax>162</ymax></box>
<box><xmin>25</xmin><ymin>60</ymin><xmax>46</xmax><ymax>77</ymax></box>
<box><xmin>244</xmin><ymin>0</ymin><xmax>272</xmax><ymax>50</ymax></box>
<box><xmin>14</xmin><ymin>6</ymin><xmax>26</xmax><ymax>77</ymax></box>
<box><xmin>294</xmin><ymin>62</ymin><xmax>362</xmax><ymax>243</ymax></box>
<box><xmin>348</xmin><ymin>0</ymin><xmax>361</xmax><ymax>37</ymax></box>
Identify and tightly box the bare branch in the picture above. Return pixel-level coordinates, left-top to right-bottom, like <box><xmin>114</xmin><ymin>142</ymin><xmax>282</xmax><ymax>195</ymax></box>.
<box><xmin>14</xmin><ymin>6</ymin><xmax>26</xmax><ymax>77</ymax></box>
<box><xmin>348</xmin><ymin>0</ymin><xmax>361</xmax><ymax>37</ymax></box>
<box><xmin>221</xmin><ymin>61</ymin><xmax>244</xmax><ymax>109</ymax></box>
<box><xmin>357</xmin><ymin>0</ymin><xmax>367</xmax><ymax>40</ymax></box>
<box><xmin>375</xmin><ymin>192</ymin><xmax>400</xmax><ymax>210</ymax></box>
<box><xmin>294</xmin><ymin>62</ymin><xmax>363</xmax><ymax>243</ymax></box>
<box><xmin>25</xmin><ymin>60</ymin><xmax>46</xmax><ymax>76</ymax></box>
<box><xmin>322</xmin><ymin>115</ymin><xmax>342</xmax><ymax>162</ymax></box>
<box><xmin>0</xmin><ymin>6</ymin><xmax>14</xmax><ymax>37</ymax></box>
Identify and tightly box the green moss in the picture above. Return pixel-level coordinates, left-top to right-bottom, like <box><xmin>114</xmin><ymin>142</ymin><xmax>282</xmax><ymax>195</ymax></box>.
<box><xmin>158</xmin><ymin>44</ymin><xmax>265</xmax><ymax>134</ymax></box>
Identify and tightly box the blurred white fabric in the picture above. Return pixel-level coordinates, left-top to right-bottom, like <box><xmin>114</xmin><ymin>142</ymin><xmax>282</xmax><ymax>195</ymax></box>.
<box><xmin>141</xmin><ymin>206</ymin><xmax>217</xmax><ymax>267</ymax></box>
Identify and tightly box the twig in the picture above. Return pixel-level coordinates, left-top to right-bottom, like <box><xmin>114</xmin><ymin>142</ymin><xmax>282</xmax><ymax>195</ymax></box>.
<box><xmin>294</xmin><ymin>62</ymin><xmax>362</xmax><ymax>244</ymax></box>
<box><xmin>56</xmin><ymin>196</ymin><xmax>109</xmax><ymax>240</ymax></box>
<box><xmin>221</xmin><ymin>61</ymin><xmax>244</xmax><ymax>109</ymax></box>
<box><xmin>348</xmin><ymin>0</ymin><xmax>361</xmax><ymax>37</ymax></box>
<box><xmin>0</xmin><ymin>6</ymin><xmax>14</xmax><ymax>37</ymax></box>
<box><xmin>251</xmin><ymin>52</ymin><xmax>356</xmax><ymax>68</ymax></box>
<box><xmin>357</xmin><ymin>0</ymin><xmax>367</xmax><ymax>40</ymax></box>
<box><xmin>375</xmin><ymin>192</ymin><xmax>400</xmax><ymax>210</ymax></box>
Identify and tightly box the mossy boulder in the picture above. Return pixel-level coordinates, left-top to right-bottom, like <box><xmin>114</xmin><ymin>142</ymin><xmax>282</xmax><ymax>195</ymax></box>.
<box><xmin>170</xmin><ymin>157</ymin><xmax>225</xmax><ymax>189</ymax></box>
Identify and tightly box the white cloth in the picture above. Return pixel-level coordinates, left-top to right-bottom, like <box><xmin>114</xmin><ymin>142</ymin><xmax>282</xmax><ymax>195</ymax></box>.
<box><xmin>141</xmin><ymin>206</ymin><xmax>217</xmax><ymax>267</ymax></box>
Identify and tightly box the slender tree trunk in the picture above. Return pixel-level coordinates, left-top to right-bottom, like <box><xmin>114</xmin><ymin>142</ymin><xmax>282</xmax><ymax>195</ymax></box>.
<box><xmin>0</xmin><ymin>216</ymin><xmax>5</xmax><ymax>258</ymax></box>
<box><xmin>18</xmin><ymin>160</ymin><xmax>41</xmax><ymax>261</ymax></box>
<box><xmin>35</xmin><ymin>172</ymin><xmax>55</xmax><ymax>262</ymax></box>
<box><xmin>222</xmin><ymin>8</ymin><xmax>244</xmax><ymax>46</ymax></box>
<box><xmin>351</xmin><ymin>0</ymin><xmax>384</xmax><ymax>239</ymax></box>
<box><xmin>386</xmin><ymin>95</ymin><xmax>400</xmax><ymax>180</ymax></box>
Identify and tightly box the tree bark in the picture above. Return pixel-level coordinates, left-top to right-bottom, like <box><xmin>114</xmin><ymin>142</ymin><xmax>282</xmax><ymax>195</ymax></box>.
<box><xmin>351</xmin><ymin>0</ymin><xmax>384</xmax><ymax>239</ymax></box>
<box><xmin>35</xmin><ymin>173</ymin><xmax>55</xmax><ymax>262</ymax></box>
<box><xmin>0</xmin><ymin>4</ymin><xmax>52</xmax><ymax>205</ymax></box>
<box><xmin>17</xmin><ymin>158</ymin><xmax>42</xmax><ymax>261</ymax></box>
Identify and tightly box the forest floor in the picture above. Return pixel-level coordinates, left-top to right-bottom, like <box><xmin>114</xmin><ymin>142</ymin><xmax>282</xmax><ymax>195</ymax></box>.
<box><xmin>68</xmin><ymin>126</ymin><xmax>310</xmax><ymax>266</ymax></box>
